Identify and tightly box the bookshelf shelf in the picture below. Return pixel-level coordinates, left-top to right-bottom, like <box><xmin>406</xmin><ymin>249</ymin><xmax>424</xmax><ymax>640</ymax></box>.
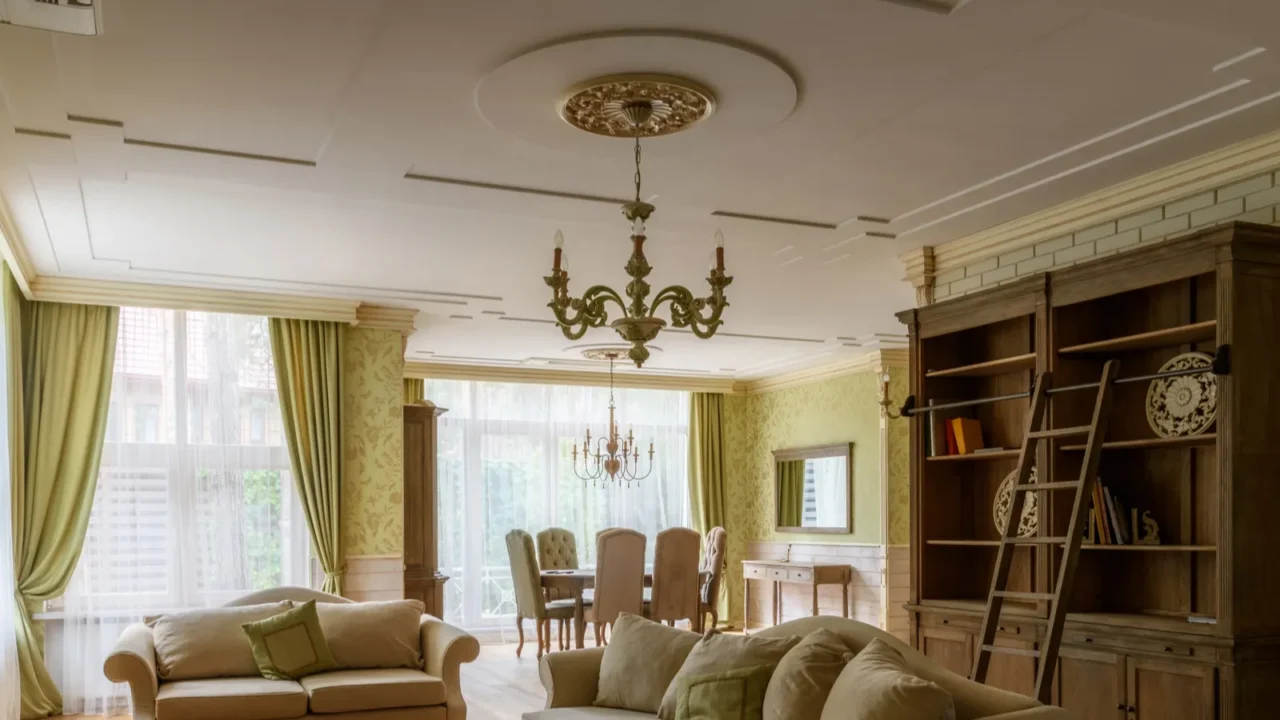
<box><xmin>1080</xmin><ymin>544</ymin><xmax>1216</xmax><ymax>552</ymax></box>
<box><xmin>925</xmin><ymin>449</ymin><xmax>1020</xmax><ymax>462</ymax></box>
<box><xmin>925</xmin><ymin>353</ymin><xmax>1037</xmax><ymax>378</ymax></box>
<box><xmin>909</xmin><ymin>600</ymin><xmax>1219</xmax><ymax>635</ymax></box>
<box><xmin>925</xmin><ymin>539</ymin><xmax>1000</xmax><ymax>547</ymax></box>
<box><xmin>1057</xmin><ymin>319</ymin><xmax>1217</xmax><ymax>355</ymax></box>
<box><xmin>1059</xmin><ymin>434</ymin><xmax>1216</xmax><ymax>451</ymax></box>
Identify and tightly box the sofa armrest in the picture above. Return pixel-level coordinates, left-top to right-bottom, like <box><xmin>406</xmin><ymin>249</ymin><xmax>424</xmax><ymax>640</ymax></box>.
<box><xmin>421</xmin><ymin>615</ymin><xmax>481</xmax><ymax>720</ymax></box>
<box><xmin>103</xmin><ymin>623</ymin><xmax>159</xmax><ymax>720</ymax></box>
<box><xmin>537</xmin><ymin>647</ymin><xmax>605</xmax><ymax>709</ymax></box>
<box><xmin>980</xmin><ymin>707</ymin><xmax>1073</xmax><ymax>720</ymax></box>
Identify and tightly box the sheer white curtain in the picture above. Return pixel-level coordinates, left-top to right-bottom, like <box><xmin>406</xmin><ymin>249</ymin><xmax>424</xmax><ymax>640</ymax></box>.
<box><xmin>0</xmin><ymin>280</ymin><xmax>19</xmax><ymax>720</ymax></box>
<box><xmin>812</xmin><ymin>457</ymin><xmax>847</xmax><ymax>528</ymax></box>
<box><xmin>425</xmin><ymin>379</ymin><xmax>689</xmax><ymax>631</ymax></box>
<box><xmin>56</xmin><ymin>308</ymin><xmax>311</xmax><ymax>715</ymax></box>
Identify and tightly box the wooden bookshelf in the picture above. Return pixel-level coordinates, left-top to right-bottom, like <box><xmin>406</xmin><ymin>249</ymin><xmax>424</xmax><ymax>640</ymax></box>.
<box><xmin>1057</xmin><ymin>319</ymin><xmax>1216</xmax><ymax>355</ymax></box>
<box><xmin>925</xmin><ymin>449</ymin><xmax>1020</xmax><ymax>462</ymax></box>
<box><xmin>1079</xmin><ymin>544</ymin><xmax>1216</xmax><ymax>552</ymax></box>
<box><xmin>925</xmin><ymin>352</ymin><xmax>1037</xmax><ymax>378</ymax></box>
<box><xmin>1059</xmin><ymin>433</ymin><xmax>1216</xmax><ymax>451</ymax></box>
<box><xmin>926</xmin><ymin>539</ymin><xmax>1000</xmax><ymax>547</ymax></box>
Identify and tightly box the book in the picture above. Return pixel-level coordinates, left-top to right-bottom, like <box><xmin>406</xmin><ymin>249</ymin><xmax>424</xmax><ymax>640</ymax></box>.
<box><xmin>1093</xmin><ymin>484</ymin><xmax>1112</xmax><ymax>544</ymax></box>
<box><xmin>1104</xmin><ymin>486</ymin><xmax>1125</xmax><ymax>545</ymax></box>
<box><xmin>951</xmin><ymin>417</ymin><xmax>984</xmax><ymax>454</ymax></box>
<box><xmin>1114</xmin><ymin>493</ymin><xmax>1131</xmax><ymax>545</ymax></box>
<box><xmin>945</xmin><ymin>420</ymin><xmax>958</xmax><ymax>455</ymax></box>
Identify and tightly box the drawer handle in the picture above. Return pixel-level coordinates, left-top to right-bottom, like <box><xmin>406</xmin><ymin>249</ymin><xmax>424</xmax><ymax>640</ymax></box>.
<box><xmin>941</xmin><ymin>619</ymin><xmax>949</xmax><ymax>625</ymax></box>
<box><xmin>1163</xmin><ymin>646</ymin><xmax>1174</xmax><ymax>653</ymax></box>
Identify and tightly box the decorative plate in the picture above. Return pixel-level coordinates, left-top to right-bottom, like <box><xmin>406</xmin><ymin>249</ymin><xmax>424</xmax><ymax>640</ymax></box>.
<box><xmin>1146</xmin><ymin>352</ymin><xmax>1217</xmax><ymax>438</ymax></box>
<box><xmin>993</xmin><ymin>466</ymin><xmax>1039</xmax><ymax>538</ymax></box>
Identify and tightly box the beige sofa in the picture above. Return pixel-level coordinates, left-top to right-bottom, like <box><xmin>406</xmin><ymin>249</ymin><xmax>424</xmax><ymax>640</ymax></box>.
<box><xmin>528</xmin><ymin>616</ymin><xmax>1070</xmax><ymax>720</ymax></box>
<box><xmin>104</xmin><ymin>587</ymin><xmax>480</xmax><ymax>720</ymax></box>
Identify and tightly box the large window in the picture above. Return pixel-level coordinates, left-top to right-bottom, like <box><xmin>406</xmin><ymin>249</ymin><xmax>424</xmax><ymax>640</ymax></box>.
<box><xmin>426</xmin><ymin>380</ymin><xmax>689</xmax><ymax>630</ymax></box>
<box><xmin>57</xmin><ymin>309</ymin><xmax>309</xmax><ymax>714</ymax></box>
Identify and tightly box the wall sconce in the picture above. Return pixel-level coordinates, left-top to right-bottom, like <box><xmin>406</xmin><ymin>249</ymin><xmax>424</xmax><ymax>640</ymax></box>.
<box><xmin>877</xmin><ymin>371</ymin><xmax>906</xmax><ymax>420</ymax></box>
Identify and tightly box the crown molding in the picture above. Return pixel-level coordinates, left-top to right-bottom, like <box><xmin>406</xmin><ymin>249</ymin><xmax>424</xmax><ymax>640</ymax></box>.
<box><xmin>29</xmin><ymin>275</ymin><xmax>360</xmax><ymax>323</ymax></box>
<box><xmin>898</xmin><ymin>246</ymin><xmax>935</xmax><ymax>306</ymax></box>
<box><xmin>404</xmin><ymin>360</ymin><xmax>738</xmax><ymax>394</ymax></box>
<box><xmin>355</xmin><ymin>304</ymin><xmax>418</xmax><ymax>336</ymax></box>
<box><xmin>732</xmin><ymin>348</ymin><xmax>909</xmax><ymax>395</ymax></box>
<box><xmin>930</xmin><ymin>127</ymin><xmax>1280</xmax><ymax>273</ymax></box>
<box><xmin>0</xmin><ymin>196</ymin><xmax>36</xmax><ymax>298</ymax></box>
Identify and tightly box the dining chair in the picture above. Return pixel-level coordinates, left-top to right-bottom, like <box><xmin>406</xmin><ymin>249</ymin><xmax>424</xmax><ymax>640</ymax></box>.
<box><xmin>505</xmin><ymin>529</ymin><xmax>576</xmax><ymax>659</ymax></box>
<box><xmin>585</xmin><ymin>528</ymin><xmax>645</xmax><ymax>646</ymax></box>
<box><xmin>698</xmin><ymin>526</ymin><xmax>727</xmax><ymax>632</ymax></box>
<box><xmin>536</xmin><ymin>527</ymin><xmax>579</xmax><ymax>650</ymax></box>
<box><xmin>648</xmin><ymin>527</ymin><xmax>703</xmax><ymax>630</ymax></box>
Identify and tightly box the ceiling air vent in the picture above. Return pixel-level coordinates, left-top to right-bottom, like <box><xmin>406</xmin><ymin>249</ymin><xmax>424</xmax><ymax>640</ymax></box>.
<box><xmin>0</xmin><ymin>0</ymin><xmax>101</xmax><ymax>35</ymax></box>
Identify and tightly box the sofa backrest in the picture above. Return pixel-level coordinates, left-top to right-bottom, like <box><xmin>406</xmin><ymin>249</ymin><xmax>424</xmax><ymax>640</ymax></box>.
<box><xmin>755</xmin><ymin>616</ymin><xmax>1040</xmax><ymax>720</ymax></box>
<box><xmin>222</xmin><ymin>585</ymin><xmax>354</xmax><ymax>607</ymax></box>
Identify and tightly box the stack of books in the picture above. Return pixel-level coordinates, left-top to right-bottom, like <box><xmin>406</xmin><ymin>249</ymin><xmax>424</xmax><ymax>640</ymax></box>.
<box><xmin>1087</xmin><ymin>480</ymin><xmax>1132</xmax><ymax>545</ymax></box>
<box><xmin>925</xmin><ymin>401</ymin><xmax>988</xmax><ymax>456</ymax></box>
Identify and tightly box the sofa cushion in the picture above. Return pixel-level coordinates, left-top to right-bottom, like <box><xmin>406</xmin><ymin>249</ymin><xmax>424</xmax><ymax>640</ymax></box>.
<box><xmin>676</xmin><ymin>664</ymin><xmax>774</xmax><ymax>720</ymax></box>
<box><xmin>595</xmin><ymin>613</ymin><xmax>701</xmax><ymax>714</ymax></box>
<box><xmin>525</xmin><ymin>709</ymin><xmax>656</xmax><ymax>720</ymax></box>
<box><xmin>243</xmin><ymin>599</ymin><xmax>339</xmax><ymax>680</ymax></box>
<box><xmin>820</xmin><ymin>639</ymin><xmax>954</xmax><ymax>720</ymax></box>
<box><xmin>763</xmin><ymin>629</ymin><xmax>854</xmax><ymax>720</ymax></box>
<box><xmin>316</xmin><ymin>599</ymin><xmax>425</xmax><ymax>670</ymax></box>
<box><xmin>155</xmin><ymin>676</ymin><xmax>307</xmax><ymax>720</ymax></box>
<box><xmin>150</xmin><ymin>602</ymin><xmax>293</xmax><ymax>680</ymax></box>
<box><xmin>301</xmin><ymin>668</ymin><xmax>447</xmax><ymax>713</ymax></box>
<box><xmin>659</xmin><ymin>631</ymin><xmax>800</xmax><ymax>720</ymax></box>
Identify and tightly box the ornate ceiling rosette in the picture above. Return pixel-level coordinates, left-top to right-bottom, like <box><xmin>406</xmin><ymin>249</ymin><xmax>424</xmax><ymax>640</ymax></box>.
<box><xmin>558</xmin><ymin>74</ymin><xmax>716</xmax><ymax>137</ymax></box>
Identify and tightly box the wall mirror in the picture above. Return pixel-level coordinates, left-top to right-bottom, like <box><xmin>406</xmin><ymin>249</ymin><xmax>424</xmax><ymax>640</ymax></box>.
<box><xmin>773</xmin><ymin>443</ymin><xmax>852</xmax><ymax>533</ymax></box>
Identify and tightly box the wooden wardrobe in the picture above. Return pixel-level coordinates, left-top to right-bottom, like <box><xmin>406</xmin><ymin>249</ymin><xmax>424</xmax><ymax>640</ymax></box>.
<box><xmin>403</xmin><ymin>401</ymin><xmax>448</xmax><ymax>617</ymax></box>
<box><xmin>896</xmin><ymin>222</ymin><xmax>1280</xmax><ymax>720</ymax></box>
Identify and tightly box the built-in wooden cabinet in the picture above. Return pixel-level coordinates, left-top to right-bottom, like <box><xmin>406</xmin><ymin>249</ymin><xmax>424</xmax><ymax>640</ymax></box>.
<box><xmin>897</xmin><ymin>223</ymin><xmax>1280</xmax><ymax>720</ymax></box>
<box><xmin>403</xmin><ymin>401</ymin><xmax>448</xmax><ymax>616</ymax></box>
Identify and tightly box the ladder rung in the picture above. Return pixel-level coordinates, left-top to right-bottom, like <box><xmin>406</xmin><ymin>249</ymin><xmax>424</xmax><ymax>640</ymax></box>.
<box><xmin>1014</xmin><ymin>481</ymin><xmax>1081</xmax><ymax>490</ymax></box>
<box><xmin>981</xmin><ymin>644</ymin><xmax>1041</xmax><ymax>658</ymax></box>
<box><xmin>1028</xmin><ymin>426</ymin><xmax>1091</xmax><ymax>439</ymax></box>
<box><xmin>994</xmin><ymin>591</ymin><xmax>1056</xmax><ymax>601</ymax></box>
<box><xmin>1003</xmin><ymin>536</ymin><xmax>1068</xmax><ymax>545</ymax></box>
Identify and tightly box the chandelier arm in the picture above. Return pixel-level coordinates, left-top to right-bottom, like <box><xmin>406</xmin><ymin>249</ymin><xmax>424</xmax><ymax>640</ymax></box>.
<box><xmin>547</xmin><ymin>284</ymin><xmax>627</xmax><ymax>339</ymax></box>
<box><xmin>651</xmin><ymin>279</ymin><xmax>732</xmax><ymax>338</ymax></box>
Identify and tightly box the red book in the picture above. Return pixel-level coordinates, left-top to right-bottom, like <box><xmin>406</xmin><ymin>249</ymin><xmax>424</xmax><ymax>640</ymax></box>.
<box><xmin>945</xmin><ymin>420</ymin><xmax>958</xmax><ymax>455</ymax></box>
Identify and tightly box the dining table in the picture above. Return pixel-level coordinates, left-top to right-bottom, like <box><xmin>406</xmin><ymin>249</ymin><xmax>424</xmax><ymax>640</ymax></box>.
<box><xmin>540</xmin><ymin>568</ymin><xmax>712</xmax><ymax>649</ymax></box>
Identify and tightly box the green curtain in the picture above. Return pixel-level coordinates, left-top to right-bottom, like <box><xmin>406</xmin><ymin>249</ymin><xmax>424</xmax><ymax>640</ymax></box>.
<box><xmin>404</xmin><ymin>377</ymin><xmax>424</xmax><ymax>404</ymax></box>
<box><xmin>688</xmin><ymin>392</ymin><xmax>727</xmax><ymax>621</ymax></box>
<box><xmin>6</xmin><ymin>265</ymin><xmax>118</xmax><ymax>719</ymax></box>
<box><xmin>776</xmin><ymin>460</ymin><xmax>805</xmax><ymax>527</ymax></box>
<box><xmin>269</xmin><ymin>318</ymin><xmax>345</xmax><ymax>596</ymax></box>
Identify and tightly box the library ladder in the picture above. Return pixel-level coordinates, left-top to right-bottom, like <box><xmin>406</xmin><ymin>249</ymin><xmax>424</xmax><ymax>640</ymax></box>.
<box><xmin>970</xmin><ymin>360</ymin><xmax>1119</xmax><ymax>704</ymax></box>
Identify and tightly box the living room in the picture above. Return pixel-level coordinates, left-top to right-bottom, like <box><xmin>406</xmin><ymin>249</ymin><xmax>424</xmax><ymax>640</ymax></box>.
<box><xmin>2</xmin><ymin>2</ymin><xmax>1279</xmax><ymax>720</ymax></box>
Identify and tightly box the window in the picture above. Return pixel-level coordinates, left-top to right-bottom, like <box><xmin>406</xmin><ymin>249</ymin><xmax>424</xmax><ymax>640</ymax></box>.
<box><xmin>133</xmin><ymin>403</ymin><xmax>159</xmax><ymax>443</ymax></box>
<box><xmin>425</xmin><ymin>379</ymin><xmax>690</xmax><ymax>630</ymax></box>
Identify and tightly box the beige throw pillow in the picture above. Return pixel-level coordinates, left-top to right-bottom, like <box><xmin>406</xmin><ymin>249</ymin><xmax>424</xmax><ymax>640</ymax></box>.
<box><xmin>150</xmin><ymin>602</ymin><xmax>292</xmax><ymax>680</ymax></box>
<box><xmin>315</xmin><ymin>599</ymin><xmax>426</xmax><ymax>670</ymax></box>
<box><xmin>763</xmin><ymin>629</ymin><xmax>854</xmax><ymax>720</ymax></box>
<box><xmin>595</xmin><ymin>613</ymin><xmax>702</xmax><ymax>713</ymax></box>
<box><xmin>820</xmin><ymin>639</ymin><xmax>955</xmax><ymax>720</ymax></box>
<box><xmin>659</xmin><ymin>631</ymin><xmax>801</xmax><ymax>720</ymax></box>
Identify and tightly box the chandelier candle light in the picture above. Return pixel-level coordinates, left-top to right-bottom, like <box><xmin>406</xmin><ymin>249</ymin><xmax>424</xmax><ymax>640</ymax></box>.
<box><xmin>571</xmin><ymin>352</ymin><xmax>654</xmax><ymax>487</ymax></box>
<box><xmin>545</xmin><ymin>74</ymin><xmax>733</xmax><ymax>368</ymax></box>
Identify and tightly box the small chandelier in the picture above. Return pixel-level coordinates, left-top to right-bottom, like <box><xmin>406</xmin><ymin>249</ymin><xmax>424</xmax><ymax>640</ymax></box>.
<box><xmin>572</xmin><ymin>351</ymin><xmax>654</xmax><ymax>487</ymax></box>
<box><xmin>544</xmin><ymin>75</ymin><xmax>733</xmax><ymax>368</ymax></box>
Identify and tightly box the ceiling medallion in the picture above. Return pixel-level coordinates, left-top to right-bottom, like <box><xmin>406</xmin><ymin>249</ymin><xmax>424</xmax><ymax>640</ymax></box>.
<box><xmin>559</xmin><ymin>73</ymin><xmax>716</xmax><ymax>137</ymax></box>
<box><xmin>545</xmin><ymin>78</ymin><xmax>732</xmax><ymax>368</ymax></box>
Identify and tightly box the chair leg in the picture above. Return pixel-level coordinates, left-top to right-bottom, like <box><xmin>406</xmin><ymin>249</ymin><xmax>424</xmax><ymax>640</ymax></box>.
<box><xmin>516</xmin><ymin>615</ymin><xmax>525</xmax><ymax>658</ymax></box>
<box><xmin>711</xmin><ymin>608</ymin><xmax>719</xmax><ymax>631</ymax></box>
<box><xmin>536</xmin><ymin>619</ymin><xmax>545</xmax><ymax>660</ymax></box>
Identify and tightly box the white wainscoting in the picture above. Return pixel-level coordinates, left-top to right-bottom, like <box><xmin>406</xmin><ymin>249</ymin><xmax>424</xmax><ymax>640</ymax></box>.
<box><xmin>345</xmin><ymin>554</ymin><xmax>404</xmax><ymax>601</ymax></box>
<box><xmin>744</xmin><ymin>541</ymin><xmax>888</xmax><ymax>633</ymax></box>
<box><xmin>885</xmin><ymin>545</ymin><xmax>910</xmax><ymax>642</ymax></box>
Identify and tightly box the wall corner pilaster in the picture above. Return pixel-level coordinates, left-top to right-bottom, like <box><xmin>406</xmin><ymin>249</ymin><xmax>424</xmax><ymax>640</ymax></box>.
<box><xmin>899</xmin><ymin>246</ymin><xmax>936</xmax><ymax>306</ymax></box>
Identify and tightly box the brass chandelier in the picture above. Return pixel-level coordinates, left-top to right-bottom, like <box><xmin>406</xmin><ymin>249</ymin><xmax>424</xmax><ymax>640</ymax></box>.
<box><xmin>571</xmin><ymin>350</ymin><xmax>654</xmax><ymax>487</ymax></box>
<box><xmin>544</xmin><ymin>75</ymin><xmax>733</xmax><ymax>368</ymax></box>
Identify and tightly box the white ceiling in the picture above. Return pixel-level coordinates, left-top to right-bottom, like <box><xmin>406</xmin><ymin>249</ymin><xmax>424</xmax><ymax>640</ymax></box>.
<box><xmin>2</xmin><ymin>0</ymin><xmax>1280</xmax><ymax>379</ymax></box>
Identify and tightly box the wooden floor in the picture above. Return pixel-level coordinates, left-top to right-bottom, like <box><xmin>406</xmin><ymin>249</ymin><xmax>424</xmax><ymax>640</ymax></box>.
<box><xmin>60</xmin><ymin>642</ymin><xmax>546</xmax><ymax>720</ymax></box>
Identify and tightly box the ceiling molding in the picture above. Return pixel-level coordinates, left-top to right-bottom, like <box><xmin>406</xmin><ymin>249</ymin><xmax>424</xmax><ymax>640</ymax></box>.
<box><xmin>404</xmin><ymin>360</ymin><xmax>739</xmax><ymax>394</ymax></box>
<box><xmin>928</xmin><ymin>127</ymin><xmax>1280</xmax><ymax>273</ymax></box>
<box><xmin>29</xmin><ymin>275</ymin><xmax>360</xmax><ymax>323</ymax></box>
<box><xmin>355</xmin><ymin>304</ymin><xmax>418</xmax><ymax>336</ymax></box>
<box><xmin>0</xmin><ymin>195</ymin><xmax>36</xmax><ymax>299</ymax></box>
<box><xmin>732</xmin><ymin>347</ymin><xmax>909</xmax><ymax>395</ymax></box>
<box><xmin>899</xmin><ymin>246</ymin><xmax>935</xmax><ymax>306</ymax></box>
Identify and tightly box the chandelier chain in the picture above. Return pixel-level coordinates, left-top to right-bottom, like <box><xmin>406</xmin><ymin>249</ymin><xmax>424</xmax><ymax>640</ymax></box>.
<box><xmin>633</xmin><ymin>133</ymin><xmax>642</xmax><ymax>203</ymax></box>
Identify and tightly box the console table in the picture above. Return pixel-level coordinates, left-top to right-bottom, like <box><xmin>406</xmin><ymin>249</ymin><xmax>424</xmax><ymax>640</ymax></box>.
<box><xmin>742</xmin><ymin>560</ymin><xmax>853</xmax><ymax>631</ymax></box>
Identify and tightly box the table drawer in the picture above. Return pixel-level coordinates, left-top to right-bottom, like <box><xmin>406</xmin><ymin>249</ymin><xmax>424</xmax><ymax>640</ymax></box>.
<box><xmin>767</xmin><ymin>568</ymin><xmax>789</xmax><ymax>581</ymax></box>
<box><xmin>789</xmin><ymin>568</ymin><xmax>813</xmax><ymax>582</ymax></box>
<box><xmin>743</xmin><ymin>564</ymin><xmax>766</xmax><ymax>579</ymax></box>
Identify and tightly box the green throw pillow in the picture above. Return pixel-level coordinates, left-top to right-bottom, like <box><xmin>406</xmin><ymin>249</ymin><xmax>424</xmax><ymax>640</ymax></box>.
<box><xmin>676</xmin><ymin>664</ymin><xmax>776</xmax><ymax>720</ymax></box>
<box><xmin>241</xmin><ymin>600</ymin><xmax>338</xmax><ymax>680</ymax></box>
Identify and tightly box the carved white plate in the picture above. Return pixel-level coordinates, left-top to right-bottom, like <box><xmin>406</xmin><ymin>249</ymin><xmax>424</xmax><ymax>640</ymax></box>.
<box><xmin>993</xmin><ymin>466</ymin><xmax>1039</xmax><ymax>538</ymax></box>
<box><xmin>1146</xmin><ymin>352</ymin><xmax>1217</xmax><ymax>438</ymax></box>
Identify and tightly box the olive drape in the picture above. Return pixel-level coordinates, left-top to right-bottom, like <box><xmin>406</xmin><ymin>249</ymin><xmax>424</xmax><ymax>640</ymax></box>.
<box><xmin>776</xmin><ymin>460</ymin><xmax>806</xmax><ymax>527</ymax></box>
<box><xmin>688</xmin><ymin>392</ymin><xmax>727</xmax><ymax>620</ymax></box>
<box><xmin>6</xmin><ymin>265</ymin><xmax>119</xmax><ymax>719</ymax></box>
<box><xmin>269</xmin><ymin>319</ymin><xmax>345</xmax><ymax>595</ymax></box>
<box><xmin>404</xmin><ymin>378</ymin><xmax>424</xmax><ymax>404</ymax></box>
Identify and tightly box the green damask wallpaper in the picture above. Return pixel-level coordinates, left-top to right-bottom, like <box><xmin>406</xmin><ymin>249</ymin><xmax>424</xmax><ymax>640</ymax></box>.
<box><xmin>342</xmin><ymin>326</ymin><xmax>406</xmax><ymax>556</ymax></box>
<box><xmin>721</xmin><ymin>367</ymin><xmax>908</xmax><ymax>625</ymax></box>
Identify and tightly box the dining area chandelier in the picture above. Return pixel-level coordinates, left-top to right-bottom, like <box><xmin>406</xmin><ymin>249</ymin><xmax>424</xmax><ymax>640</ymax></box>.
<box><xmin>544</xmin><ymin>74</ymin><xmax>733</xmax><ymax>368</ymax></box>
<box><xmin>571</xmin><ymin>350</ymin><xmax>654</xmax><ymax>487</ymax></box>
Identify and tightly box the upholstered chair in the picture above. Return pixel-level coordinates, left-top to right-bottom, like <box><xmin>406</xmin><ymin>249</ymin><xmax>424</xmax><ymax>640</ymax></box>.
<box><xmin>648</xmin><ymin>527</ymin><xmax>703</xmax><ymax>630</ymax></box>
<box><xmin>699</xmin><ymin>526</ymin><xmax>727</xmax><ymax>631</ymax></box>
<box><xmin>536</xmin><ymin>527</ymin><xmax>580</xmax><ymax>649</ymax></box>
<box><xmin>585</xmin><ymin>528</ymin><xmax>645</xmax><ymax>646</ymax></box>
<box><xmin>506</xmin><ymin>529</ymin><xmax>576</xmax><ymax>658</ymax></box>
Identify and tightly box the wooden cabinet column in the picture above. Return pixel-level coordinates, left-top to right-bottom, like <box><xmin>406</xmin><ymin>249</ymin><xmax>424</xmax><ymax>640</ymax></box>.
<box><xmin>403</xmin><ymin>401</ymin><xmax>448</xmax><ymax>616</ymax></box>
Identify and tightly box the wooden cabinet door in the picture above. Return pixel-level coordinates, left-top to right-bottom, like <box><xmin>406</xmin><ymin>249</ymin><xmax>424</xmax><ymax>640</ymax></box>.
<box><xmin>985</xmin><ymin>637</ymin><xmax>1037</xmax><ymax>697</ymax></box>
<box><xmin>1128</xmin><ymin>658</ymin><xmax>1216</xmax><ymax>720</ymax></box>
<box><xmin>919</xmin><ymin>626</ymin><xmax>974</xmax><ymax>678</ymax></box>
<box><xmin>1054</xmin><ymin>646</ymin><xmax>1125</xmax><ymax>720</ymax></box>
